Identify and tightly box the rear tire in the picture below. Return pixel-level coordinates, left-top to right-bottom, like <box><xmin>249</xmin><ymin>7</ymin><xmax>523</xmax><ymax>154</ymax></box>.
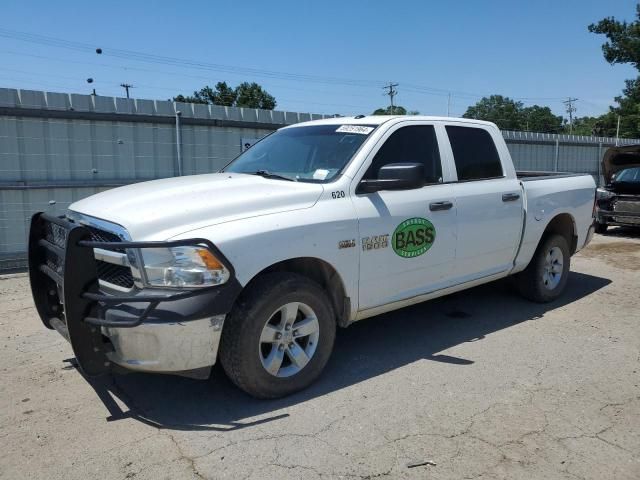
<box><xmin>220</xmin><ymin>272</ymin><xmax>336</xmax><ymax>399</ymax></box>
<box><xmin>594</xmin><ymin>221</ymin><xmax>608</xmax><ymax>234</ymax></box>
<box><xmin>516</xmin><ymin>234</ymin><xmax>570</xmax><ymax>303</ymax></box>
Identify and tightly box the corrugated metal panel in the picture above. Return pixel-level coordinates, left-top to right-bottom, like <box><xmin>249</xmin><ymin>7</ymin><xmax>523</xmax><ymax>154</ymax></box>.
<box><xmin>1</xmin><ymin>87</ymin><xmax>639</xmax><ymax>270</ymax></box>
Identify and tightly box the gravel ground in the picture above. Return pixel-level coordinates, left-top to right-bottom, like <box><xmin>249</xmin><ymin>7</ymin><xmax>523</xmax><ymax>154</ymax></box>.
<box><xmin>1</xmin><ymin>230</ymin><xmax>639</xmax><ymax>480</ymax></box>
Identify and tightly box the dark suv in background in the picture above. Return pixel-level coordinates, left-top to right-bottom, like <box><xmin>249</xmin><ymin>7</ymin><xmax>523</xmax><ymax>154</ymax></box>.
<box><xmin>595</xmin><ymin>145</ymin><xmax>640</xmax><ymax>233</ymax></box>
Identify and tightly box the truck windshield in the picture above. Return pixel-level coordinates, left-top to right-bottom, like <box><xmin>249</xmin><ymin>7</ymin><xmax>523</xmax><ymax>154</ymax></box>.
<box><xmin>223</xmin><ymin>124</ymin><xmax>376</xmax><ymax>182</ymax></box>
<box><xmin>613</xmin><ymin>167</ymin><xmax>640</xmax><ymax>183</ymax></box>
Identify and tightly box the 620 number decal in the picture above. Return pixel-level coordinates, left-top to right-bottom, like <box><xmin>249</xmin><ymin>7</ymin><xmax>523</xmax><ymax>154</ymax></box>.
<box><xmin>331</xmin><ymin>190</ymin><xmax>346</xmax><ymax>199</ymax></box>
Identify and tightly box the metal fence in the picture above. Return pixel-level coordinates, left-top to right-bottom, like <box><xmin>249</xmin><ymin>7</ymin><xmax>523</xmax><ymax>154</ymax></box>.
<box><xmin>1</xmin><ymin>87</ymin><xmax>638</xmax><ymax>270</ymax></box>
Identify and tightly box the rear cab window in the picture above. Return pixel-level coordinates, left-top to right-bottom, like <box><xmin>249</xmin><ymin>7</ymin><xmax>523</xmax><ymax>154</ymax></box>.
<box><xmin>445</xmin><ymin>126</ymin><xmax>503</xmax><ymax>181</ymax></box>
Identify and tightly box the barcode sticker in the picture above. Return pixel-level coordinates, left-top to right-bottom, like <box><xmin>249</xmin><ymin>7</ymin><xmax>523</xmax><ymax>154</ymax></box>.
<box><xmin>336</xmin><ymin>125</ymin><xmax>374</xmax><ymax>135</ymax></box>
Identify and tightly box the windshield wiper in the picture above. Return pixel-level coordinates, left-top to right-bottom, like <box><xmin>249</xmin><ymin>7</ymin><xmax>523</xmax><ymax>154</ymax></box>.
<box><xmin>250</xmin><ymin>170</ymin><xmax>296</xmax><ymax>182</ymax></box>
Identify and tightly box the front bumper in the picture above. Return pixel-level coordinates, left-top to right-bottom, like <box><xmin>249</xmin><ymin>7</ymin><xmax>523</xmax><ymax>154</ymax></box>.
<box><xmin>105</xmin><ymin>314</ymin><xmax>225</xmax><ymax>374</ymax></box>
<box><xmin>597</xmin><ymin>208</ymin><xmax>640</xmax><ymax>227</ymax></box>
<box><xmin>597</xmin><ymin>195</ymin><xmax>640</xmax><ymax>227</ymax></box>
<box><xmin>28</xmin><ymin>212</ymin><xmax>241</xmax><ymax>377</ymax></box>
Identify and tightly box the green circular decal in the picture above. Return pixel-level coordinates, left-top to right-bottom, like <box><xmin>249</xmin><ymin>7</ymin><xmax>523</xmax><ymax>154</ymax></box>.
<box><xmin>392</xmin><ymin>217</ymin><xmax>436</xmax><ymax>258</ymax></box>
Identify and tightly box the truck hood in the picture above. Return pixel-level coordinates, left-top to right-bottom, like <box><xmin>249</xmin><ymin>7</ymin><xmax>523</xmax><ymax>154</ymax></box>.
<box><xmin>69</xmin><ymin>173</ymin><xmax>324</xmax><ymax>240</ymax></box>
<box><xmin>602</xmin><ymin>145</ymin><xmax>640</xmax><ymax>184</ymax></box>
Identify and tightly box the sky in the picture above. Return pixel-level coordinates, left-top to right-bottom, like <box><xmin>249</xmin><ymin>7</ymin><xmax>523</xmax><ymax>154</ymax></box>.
<box><xmin>0</xmin><ymin>0</ymin><xmax>637</xmax><ymax>118</ymax></box>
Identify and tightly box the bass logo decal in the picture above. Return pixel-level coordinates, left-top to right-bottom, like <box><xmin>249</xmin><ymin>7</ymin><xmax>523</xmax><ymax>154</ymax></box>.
<box><xmin>392</xmin><ymin>218</ymin><xmax>436</xmax><ymax>258</ymax></box>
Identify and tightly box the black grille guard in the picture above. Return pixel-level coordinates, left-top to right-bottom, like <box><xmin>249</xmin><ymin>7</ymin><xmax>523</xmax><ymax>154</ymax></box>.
<box><xmin>28</xmin><ymin>212</ymin><xmax>237</xmax><ymax>376</ymax></box>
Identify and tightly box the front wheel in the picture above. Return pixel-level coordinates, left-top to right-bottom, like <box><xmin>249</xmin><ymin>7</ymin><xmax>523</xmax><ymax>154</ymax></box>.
<box><xmin>220</xmin><ymin>272</ymin><xmax>336</xmax><ymax>398</ymax></box>
<box><xmin>516</xmin><ymin>234</ymin><xmax>571</xmax><ymax>303</ymax></box>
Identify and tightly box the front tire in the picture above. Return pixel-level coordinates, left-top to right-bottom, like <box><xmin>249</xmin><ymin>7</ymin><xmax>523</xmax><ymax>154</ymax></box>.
<box><xmin>220</xmin><ymin>272</ymin><xmax>336</xmax><ymax>399</ymax></box>
<box><xmin>516</xmin><ymin>234</ymin><xmax>570</xmax><ymax>303</ymax></box>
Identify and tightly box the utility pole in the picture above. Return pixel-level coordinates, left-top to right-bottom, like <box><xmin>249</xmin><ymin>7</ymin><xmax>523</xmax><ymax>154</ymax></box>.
<box><xmin>615</xmin><ymin>115</ymin><xmax>621</xmax><ymax>146</ymax></box>
<box><xmin>383</xmin><ymin>82</ymin><xmax>399</xmax><ymax>114</ymax></box>
<box><xmin>120</xmin><ymin>83</ymin><xmax>134</xmax><ymax>99</ymax></box>
<box><xmin>563</xmin><ymin>97</ymin><xmax>578</xmax><ymax>134</ymax></box>
<box><xmin>447</xmin><ymin>93</ymin><xmax>451</xmax><ymax>117</ymax></box>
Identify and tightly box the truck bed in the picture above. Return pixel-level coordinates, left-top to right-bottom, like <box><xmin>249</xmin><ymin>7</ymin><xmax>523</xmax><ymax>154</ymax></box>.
<box><xmin>516</xmin><ymin>171</ymin><xmax>590</xmax><ymax>182</ymax></box>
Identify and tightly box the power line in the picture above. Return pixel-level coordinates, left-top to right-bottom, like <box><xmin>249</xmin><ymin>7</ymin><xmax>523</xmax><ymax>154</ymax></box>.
<box><xmin>0</xmin><ymin>28</ymin><xmax>575</xmax><ymax>104</ymax></box>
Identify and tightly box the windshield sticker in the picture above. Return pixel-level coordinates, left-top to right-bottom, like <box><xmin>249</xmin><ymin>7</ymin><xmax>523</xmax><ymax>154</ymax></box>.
<box><xmin>313</xmin><ymin>169</ymin><xmax>330</xmax><ymax>180</ymax></box>
<box><xmin>392</xmin><ymin>218</ymin><xmax>436</xmax><ymax>258</ymax></box>
<box><xmin>336</xmin><ymin>125</ymin><xmax>374</xmax><ymax>135</ymax></box>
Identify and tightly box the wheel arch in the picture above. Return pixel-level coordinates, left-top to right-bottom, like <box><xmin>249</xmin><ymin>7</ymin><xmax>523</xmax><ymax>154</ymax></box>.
<box><xmin>242</xmin><ymin>257</ymin><xmax>351</xmax><ymax>328</ymax></box>
<box><xmin>542</xmin><ymin>212</ymin><xmax>578</xmax><ymax>255</ymax></box>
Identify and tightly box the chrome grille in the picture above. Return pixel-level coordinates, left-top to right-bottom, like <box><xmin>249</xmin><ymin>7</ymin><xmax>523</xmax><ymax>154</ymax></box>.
<box><xmin>613</xmin><ymin>200</ymin><xmax>640</xmax><ymax>214</ymax></box>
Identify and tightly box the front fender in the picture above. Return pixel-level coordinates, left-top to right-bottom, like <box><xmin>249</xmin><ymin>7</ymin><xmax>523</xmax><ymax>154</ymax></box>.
<box><xmin>169</xmin><ymin>205</ymin><xmax>360</xmax><ymax>318</ymax></box>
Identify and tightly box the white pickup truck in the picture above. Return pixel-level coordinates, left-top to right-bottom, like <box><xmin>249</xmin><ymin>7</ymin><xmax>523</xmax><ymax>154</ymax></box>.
<box><xmin>28</xmin><ymin>116</ymin><xmax>596</xmax><ymax>398</ymax></box>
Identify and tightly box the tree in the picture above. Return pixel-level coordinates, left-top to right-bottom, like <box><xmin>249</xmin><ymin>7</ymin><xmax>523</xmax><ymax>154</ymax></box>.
<box><xmin>588</xmin><ymin>5</ymin><xmax>640</xmax><ymax>69</ymax></box>
<box><xmin>463</xmin><ymin>96</ymin><xmax>565</xmax><ymax>133</ymax></box>
<box><xmin>521</xmin><ymin>105</ymin><xmax>564</xmax><ymax>133</ymax></box>
<box><xmin>372</xmin><ymin>106</ymin><xmax>408</xmax><ymax>115</ymax></box>
<box><xmin>589</xmin><ymin>5</ymin><xmax>640</xmax><ymax>137</ymax></box>
<box><xmin>571</xmin><ymin>116</ymin><xmax>608</xmax><ymax>136</ymax></box>
<box><xmin>172</xmin><ymin>94</ymin><xmax>206</xmax><ymax>104</ymax></box>
<box><xmin>610</xmin><ymin>78</ymin><xmax>640</xmax><ymax>137</ymax></box>
<box><xmin>235</xmin><ymin>82</ymin><xmax>276</xmax><ymax>109</ymax></box>
<box><xmin>462</xmin><ymin>95</ymin><xmax>524</xmax><ymax>130</ymax></box>
<box><xmin>173</xmin><ymin>81</ymin><xmax>276</xmax><ymax>109</ymax></box>
<box><xmin>191</xmin><ymin>82</ymin><xmax>237</xmax><ymax>106</ymax></box>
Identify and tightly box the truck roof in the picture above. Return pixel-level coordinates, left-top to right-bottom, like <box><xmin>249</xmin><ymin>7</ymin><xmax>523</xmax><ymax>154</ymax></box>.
<box><xmin>284</xmin><ymin>115</ymin><xmax>498</xmax><ymax>129</ymax></box>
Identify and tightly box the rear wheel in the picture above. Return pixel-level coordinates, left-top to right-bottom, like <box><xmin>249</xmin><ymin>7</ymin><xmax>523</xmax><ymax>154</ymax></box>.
<box><xmin>220</xmin><ymin>272</ymin><xmax>336</xmax><ymax>398</ymax></box>
<box><xmin>594</xmin><ymin>221</ymin><xmax>608</xmax><ymax>234</ymax></box>
<box><xmin>516</xmin><ymin>234</ymin><xmax>570</xmax><ymax>303</ymax></box>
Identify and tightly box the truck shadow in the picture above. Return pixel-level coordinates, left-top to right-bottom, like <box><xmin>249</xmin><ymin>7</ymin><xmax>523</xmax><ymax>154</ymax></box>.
<box><xmin>80</xmin><ymin>271</ymin><xmax>610</xmax><ymax>432</ymax></box>
<box><xmin>600</xmin><ymin>226</ymin><xmax>640</xmax><ymax>240</ymax></box>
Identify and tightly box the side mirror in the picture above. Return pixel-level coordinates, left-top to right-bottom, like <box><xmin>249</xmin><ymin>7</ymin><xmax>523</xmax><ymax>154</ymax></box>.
<box><xmin>358</xmin><ymin>163</ymin><xmax>425</xmax><ymax>193</ymax></box>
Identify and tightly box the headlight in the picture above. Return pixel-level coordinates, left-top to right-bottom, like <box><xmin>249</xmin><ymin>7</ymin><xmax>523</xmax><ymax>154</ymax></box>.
<box><xmin>596</xmin><ymin>188</ymin><xmax>614</xmax><ymax>200</ymax></box>
<box><xmin>140</xmin><ymin>246</ymin><xmax>230</xmax><ymax>288</ymax></box>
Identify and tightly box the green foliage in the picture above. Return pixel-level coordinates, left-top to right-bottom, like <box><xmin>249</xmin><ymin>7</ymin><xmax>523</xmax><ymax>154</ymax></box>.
<box><xmin>610</xmin><ymin>77</ymin><xmax>640</xmax><ymax>137</ymax></box>
<box><xmin>462</xmin><ymin>95</ymin><xmax>524</xmax><ymax>130</ymax></box>
<box><xmin>570</xmin><ymin>116</ymin><xmax>608</xmax><ymax>136</ymax></box>
<box><xmin>588</xmin><ymin>4</ymin><xmax>640</xmax><ymax>138</ymax></box>
<box><xmin>172</xmin><ymin>94</ymin><xmax>206</xmax><ymax>104</ymax></box>
<box><xmin>372</xmin><ymin>106</ymin><xmax>408</xmax><ymax>115</ymax></box>
<box><xmin>235</xmin><ymin>82</ymin><xmax>276</xmax><ymax>109</ymax></box>
<box><xmin>588</xmin><ymin>5</ymin><xmax>640</xmax><ymax>69</ymax></box>
<box><xmin>173</xmin><ymin>81</ymin><xmax>276</xmax><ymax>110</ymax></box>
<box><xmin>521</xmin><ymin>105</ymin><xmax>564</xmax><ymax>133</ymax></box>
<box><xmin>463</xmin><ymin>96</ymin><xmax>563</xmax><ymax>132</ymax></box>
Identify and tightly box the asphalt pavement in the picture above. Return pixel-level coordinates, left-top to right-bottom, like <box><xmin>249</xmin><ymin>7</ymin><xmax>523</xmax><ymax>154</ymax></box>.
<box><xmin>1</xmin><ymin>230</ymin><xmax>639</xmax><ymax>479</ymax></box>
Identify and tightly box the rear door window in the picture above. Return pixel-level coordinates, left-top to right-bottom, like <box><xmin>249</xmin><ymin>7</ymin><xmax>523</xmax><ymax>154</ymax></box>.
<box><xmin>445</xmin><ymin>126</ymin><xmax>503</xmax><ymax>181</ymax></box>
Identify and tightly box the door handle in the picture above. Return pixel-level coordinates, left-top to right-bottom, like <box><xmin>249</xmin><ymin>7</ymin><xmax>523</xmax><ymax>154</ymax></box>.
<box><xmin>502</xmin><ymin>193</ymin><xmax>520</xmax><ymax>202</ymax></box>
<box><xmin>429</xmin><ymin>201</ymin><xmax>453</xmax><ymax>211</ymax></box>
